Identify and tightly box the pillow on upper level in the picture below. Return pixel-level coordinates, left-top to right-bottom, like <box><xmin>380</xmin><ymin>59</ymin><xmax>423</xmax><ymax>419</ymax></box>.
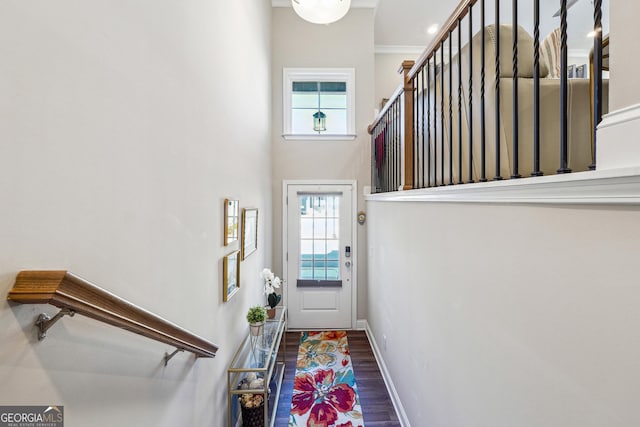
<box><xmin>484</xmin><ymin>24</ymin><xmax>549</xmax><ymax>78</ymax></box>
<box><xmin>540</xmin><ymin>28</ymin><xmax>561</xmax><ymax>78</ymax></box>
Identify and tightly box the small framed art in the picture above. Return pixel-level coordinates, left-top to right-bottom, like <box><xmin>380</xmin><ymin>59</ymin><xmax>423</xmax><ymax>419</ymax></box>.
<box><xmin>223</xmin><ymin>250</ymin><xmax>240</xmax><ymax>302</ymax></box>
<box><xmin>224</xmin><ymin>198</ymin><xmax>239</xmax><ymax>246</ymax></box>
<box><xmin>241</xmin><ymin>208</ymin><xmax>258</xmax><ymax>260</ymax></box>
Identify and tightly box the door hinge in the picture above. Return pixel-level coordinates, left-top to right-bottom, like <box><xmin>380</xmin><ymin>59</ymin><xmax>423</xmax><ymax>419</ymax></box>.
<box><xmin>286</xmin><ymin>252</ymin><xmax>288</xmax><ymax>261</ymax></box>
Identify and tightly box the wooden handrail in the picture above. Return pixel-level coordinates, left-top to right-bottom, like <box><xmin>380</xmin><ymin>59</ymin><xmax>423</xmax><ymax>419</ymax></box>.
<box><xmin>7</xmin><ymin>270</ymin><xmax>219</xmax><ymax>360</ymax></box>
<box><xmin>368</xmin><ymin>84</ymin><xmax>403</xmax><ymax>134</ymax></box>
<box><xmin>408</xmin><ymin>0</ymin><xmax>478</xmax><ymax>81</ymax></box>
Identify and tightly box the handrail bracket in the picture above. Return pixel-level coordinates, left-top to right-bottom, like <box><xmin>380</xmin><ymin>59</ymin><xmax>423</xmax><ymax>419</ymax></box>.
<box><xmin>164</xmin><ymin>348</ymin><xmax>184</xmax><ymax>366</ymax></box>
<box><xmin>36</xmin><ymin>308</ymin><xmax>75</xmax><ymax>341</ymax></box>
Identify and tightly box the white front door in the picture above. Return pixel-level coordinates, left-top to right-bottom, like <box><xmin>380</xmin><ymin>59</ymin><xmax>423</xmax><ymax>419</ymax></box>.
<box><xmin>284</xmin><ymin>182</ymin><xmax>355</xmax><ymax>330</ymax></box>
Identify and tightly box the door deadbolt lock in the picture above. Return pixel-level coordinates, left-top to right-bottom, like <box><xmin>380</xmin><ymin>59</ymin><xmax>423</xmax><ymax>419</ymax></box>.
<box><xmin>345</xmin><ymin>261</ymin><xmax>351</xmax><ymax>268</ymax></box>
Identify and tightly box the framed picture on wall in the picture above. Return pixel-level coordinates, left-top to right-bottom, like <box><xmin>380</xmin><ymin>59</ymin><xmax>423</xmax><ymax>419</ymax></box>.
<box><xmin>241</xmin><ymin>208</ymin><xmax>258</xmax><ymax>260</ymax></box>
<box><xmin>223</xmin><ymin>250</ymin><xmax>240</xmax><ymax>302</ymax></box>
<box><xmin>224</xmin><ymin>198</ymin><xmax>239</xmax><ymax>246</ymax></box>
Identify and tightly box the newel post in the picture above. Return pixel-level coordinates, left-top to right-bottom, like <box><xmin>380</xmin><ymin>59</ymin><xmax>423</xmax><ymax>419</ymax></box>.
<box><xmin>401</xmin><ymin>60</ymin><xmax>415</xmax><ymax>191</ymax></box>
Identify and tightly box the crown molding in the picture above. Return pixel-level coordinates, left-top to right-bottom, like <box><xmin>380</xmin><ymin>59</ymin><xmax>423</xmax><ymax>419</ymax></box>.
<box><xmin>568</xmin><ymin>48</ymin><xmax>590</xmax><ymax>58</ymax></box>
<box><xmin>272</xmin><ymin>0</ymin><xmax>379</xmax><ymax>8</ymax></box>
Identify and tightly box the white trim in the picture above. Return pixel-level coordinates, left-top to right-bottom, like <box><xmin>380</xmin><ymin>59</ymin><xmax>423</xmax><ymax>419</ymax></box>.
<box><xmin>364</xmin><ymin>321</ymin><xmax>411</xmax><ymax>427</ymax></box>
<box><xmin>375</xmin><ymin>45</ymin><xmax>426</xmax><ymax>55</ymax></box>
<box><xmin>272</xmin><ymin>0</ymin><xmax>379</xmax><ymax>8</ymax></box>
<box><xmin>599</xmin><ymin>102</ymin><xmax>640</xmax><ymax>129</ymax></box>
<box><xmin>366</xmin><ymin>168</ymin><xmax>640</xmax><ymax>204</ymax></box>
<box><xmin>282</xmin><ymin>68</ymin><xmax>356</xmax><ymax>138</ymax></box>
<box><xmin>282</xmin><ymin>180</ymin><xmax>359</xmax><ymax>331</ymax></box>
<box><xmin>597</xmin><ymin>104</ymin><xmax>640</xmax><ymax>171</ymax></box>
<box><xmin>282</xmin><ymin>133</ymin><xmax>357</xmax><ymax>141</ymax></box>
<box><xmin>355</xmin><ymin>319</ymin><xmax>367</xmax><ymax>330</ymax></box>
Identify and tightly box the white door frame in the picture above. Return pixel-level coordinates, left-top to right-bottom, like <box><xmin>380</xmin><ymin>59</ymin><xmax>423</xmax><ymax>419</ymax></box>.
<box><xmin>282</xmin><ymin>179</ymin><xmax>358</xmax><ymax>330</ymax></box>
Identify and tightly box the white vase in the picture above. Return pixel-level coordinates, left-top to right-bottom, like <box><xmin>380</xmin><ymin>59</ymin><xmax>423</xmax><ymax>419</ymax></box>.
<box><xmin>249</xmin><ymin>321</ymin><xmax>264</xmax><ymax>336</ymax></box>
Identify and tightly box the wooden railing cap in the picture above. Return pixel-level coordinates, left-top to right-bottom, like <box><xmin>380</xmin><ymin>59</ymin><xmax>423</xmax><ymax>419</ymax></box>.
<box><xmin>7</xmin><ymin>270</ymin><xmax>219</xmax><ymax>361</ymax></box>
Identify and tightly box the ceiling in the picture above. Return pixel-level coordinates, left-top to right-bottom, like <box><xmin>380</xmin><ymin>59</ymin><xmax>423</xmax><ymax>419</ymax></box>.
<box><xmin>373</xmin><ymin>0</ymin><xmax>454</xmax><ymax>48</ymax></box>
<box><xmin>275</xmin><ymin>0</ymin><xmax>609</xmax><ymax>53</ymax></box>
<box><xmin>374</xmin><ymin>0</ymin><xmax>609</xmax><ymax>54</ymax></box>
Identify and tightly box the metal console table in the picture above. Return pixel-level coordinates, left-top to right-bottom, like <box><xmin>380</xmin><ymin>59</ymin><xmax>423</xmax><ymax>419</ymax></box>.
<box><xmin>227</xmin><ymin>307</ymin><xmax>286</xmax><ymax>427</ymax></box>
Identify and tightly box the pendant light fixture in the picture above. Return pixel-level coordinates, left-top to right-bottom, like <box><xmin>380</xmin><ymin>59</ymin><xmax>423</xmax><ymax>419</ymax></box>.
<box><xmin>292</xmin><ymin>0</ymin><xmax>351</xmax><ymax>25</ymax></box>
<box><xmin>313</xmin><ymin>111</ymin><xmax>327</xmax><ymax>132</ymax></box>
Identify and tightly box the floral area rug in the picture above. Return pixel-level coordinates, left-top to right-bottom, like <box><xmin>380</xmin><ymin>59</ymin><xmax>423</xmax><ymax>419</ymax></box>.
<box><xmin>289</xmin><ymin>331</ymin><xmax>364</xmax><ymax>427</ymax></box>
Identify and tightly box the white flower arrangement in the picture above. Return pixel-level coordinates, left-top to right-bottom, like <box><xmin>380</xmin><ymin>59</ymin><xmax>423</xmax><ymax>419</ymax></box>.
<box><xmin>260</xmin><ymin>268</ymin><xmax>282</xmax><ymax>308</ymax></box>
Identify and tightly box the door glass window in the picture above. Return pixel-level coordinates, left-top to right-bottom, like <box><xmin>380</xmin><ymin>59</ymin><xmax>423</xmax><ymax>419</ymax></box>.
<box><xmin>299</xmin><ymin>194</ymin><xmax>340</xmax><ymax>281</ymax></box>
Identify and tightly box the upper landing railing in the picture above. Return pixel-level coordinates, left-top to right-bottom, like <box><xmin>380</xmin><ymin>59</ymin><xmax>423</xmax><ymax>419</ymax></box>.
<box><xmin>369</xmin><ymin>0</ymin><xmax>606</xmax><ymax>193</ymax></box>
<box><xmin>7</xmin><ymin>270</ymin><xmax>219</xmax><ymax>365</ymax></box>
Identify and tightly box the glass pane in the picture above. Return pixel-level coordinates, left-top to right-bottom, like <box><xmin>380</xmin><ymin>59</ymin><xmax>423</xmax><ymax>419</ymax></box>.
<box><xmin>300</xmin><ymin>267</ymin><xmax>313</xmax><ymax>280</ymax></box>
<box><xmin>292</xmin><ymin>93</ymin><xmax>318</xmax><ymax>109</ymax></box>
<box><xmin>292</xmin><ymin>107</ymin><xmax>347</xmax><ymax>135</ymax></box>
<box><xmin>299</xmin><ymin>196</ymin><xmax>311</xmax><ymax>216</ymax></box>
<box><xmin>326</xmin><ymin>240</ymin><xmax>339</xmax><ymax>259</ymax></box>
<box><xmin>326</xmin><ymin>218</ymin><xmax>338</xmax><ymax>239</ymax></box>
<box><xmin>313</xmin><ymin>267</ymin><xmax>326</xmax><ymax>280</ymax></box>
<box><xmin>293</xmin><ymin>81</ymin><xmax>319</xmax><ymax>92</ymax></box>
<box><xmin>300</xmin><ymin>240</ymin><xmax>313</xmax><ymax>258</ymax></box>
<box><xmin>300</xmin><ymin>218</ymin><xmax>313</xmax><ymax>239</ymax></box>
<box><xmin>322</xmin><ymin>109</ymin><xmax>347</xmax><ymax>134</ymax></box>
<box><xmin>300</xmin><ymin>240</ymin><xmax>314</xmax><ymax>279</ymax></box>
<box><xmin>327</xmin><ymin>263</ymin><xmax>339</xmax><ymax>280</ymax></box>
<box><xmin>320</xmin><ymin>93</ymin><xmax>347</xmax><ymax>109</ymax></box>
<box><xmin>313</xmin><ymin>218</ymin><xmax>326</xmax><ymax>238</ymax></box>
<box><xmin>311</xmin><ymin>196</ymin><xmax>326</xmax><ymax>216</ymax></box>
<box><xmin>327</xmin><ymin>197</ymin><xmax>340</xmax><ymax>217</ymax></box>
<box><xmin>292</xmin><ymin>108</ymin><xmax>320</xmax><ymax>134</ymax></box>
<box><xmin>313</xmin><ymin>240</ymin><xmax>326</xmax><ymax>256</ymax></box>
<box><xmin>319</xmin><ymin>82</ymin><xmax>346</xmax><ymax>92</ymax></box>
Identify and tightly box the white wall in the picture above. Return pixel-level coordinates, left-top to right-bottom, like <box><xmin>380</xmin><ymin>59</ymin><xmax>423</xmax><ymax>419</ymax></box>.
<box><xmin>374</xmin><ymin>52</ymin><xmax>419</xmax><ymax>113</ymax></box>
<box><xmin>0</xmin><ymin>1</ymin><xmax>272</xmax><ymax>426</ymax></box>
<box><xmin>367</xmin><ymin>200</ymin><xmax>640</xmax><ymax>427</ymax></box>
<box><xmin>609</xmin><ymin>0</ymin><xmax>640</xmax><ymax>110</ymax></box>
<box><xmin>271</xmin><ymin>7</ymin><xmax>375</xmax><ymax>320</ymax></box>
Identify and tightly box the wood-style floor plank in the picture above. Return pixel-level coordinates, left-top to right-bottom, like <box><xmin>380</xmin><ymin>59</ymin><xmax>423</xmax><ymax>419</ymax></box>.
<box><xmin>274</xmin><ymin>331</ymin><xmax>401</xmax><ymax>427</ymax></box>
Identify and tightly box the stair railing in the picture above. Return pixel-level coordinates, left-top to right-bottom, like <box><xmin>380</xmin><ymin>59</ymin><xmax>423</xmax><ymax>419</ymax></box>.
<box><xmin>7</xmin><ymin>270</ymin><xmax>219</xmax><ymax>365</ymax></box>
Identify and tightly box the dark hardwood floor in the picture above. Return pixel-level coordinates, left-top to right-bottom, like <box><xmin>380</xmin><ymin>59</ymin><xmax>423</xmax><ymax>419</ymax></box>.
<box><xmin>274</xmin><ymin>331</ymin><xmax>401</xmax><ymax>427</ymax></box>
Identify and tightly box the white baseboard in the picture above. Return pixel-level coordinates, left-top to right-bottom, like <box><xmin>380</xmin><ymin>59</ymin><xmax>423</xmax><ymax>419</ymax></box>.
<box><xmin>356</xmin><ymin>319</ymin><xmax>368</xmax><ymax>330</ymax></box>
<box><xmin>363</xmin><ymin>321</ymin><xmax>411</xmax><ymax>427</ymax></box>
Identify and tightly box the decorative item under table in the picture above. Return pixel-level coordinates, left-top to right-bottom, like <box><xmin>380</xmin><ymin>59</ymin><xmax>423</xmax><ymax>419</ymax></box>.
<box><xmin>227</xmin><ymin>306</ymin><xmax>286</xmax><ymax>427</ymax></box>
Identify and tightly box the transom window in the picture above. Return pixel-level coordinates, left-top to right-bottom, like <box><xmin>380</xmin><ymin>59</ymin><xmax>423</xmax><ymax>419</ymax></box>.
<box><xmin>283</xmin><ymin>68</ymin><xmax>355</xmax><ymax>140</ymax></box>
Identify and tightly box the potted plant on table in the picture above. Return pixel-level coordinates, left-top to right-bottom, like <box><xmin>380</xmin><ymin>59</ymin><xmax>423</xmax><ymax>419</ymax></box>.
<box><xmin>246</xmin><ymin>305</ymin><xmax>267</xmax><ymax>336</ymax></box>
<box><xmin>260</xmin><ymin>268</ymin><xmax>282</xmax><ymax>319</ymax></box>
